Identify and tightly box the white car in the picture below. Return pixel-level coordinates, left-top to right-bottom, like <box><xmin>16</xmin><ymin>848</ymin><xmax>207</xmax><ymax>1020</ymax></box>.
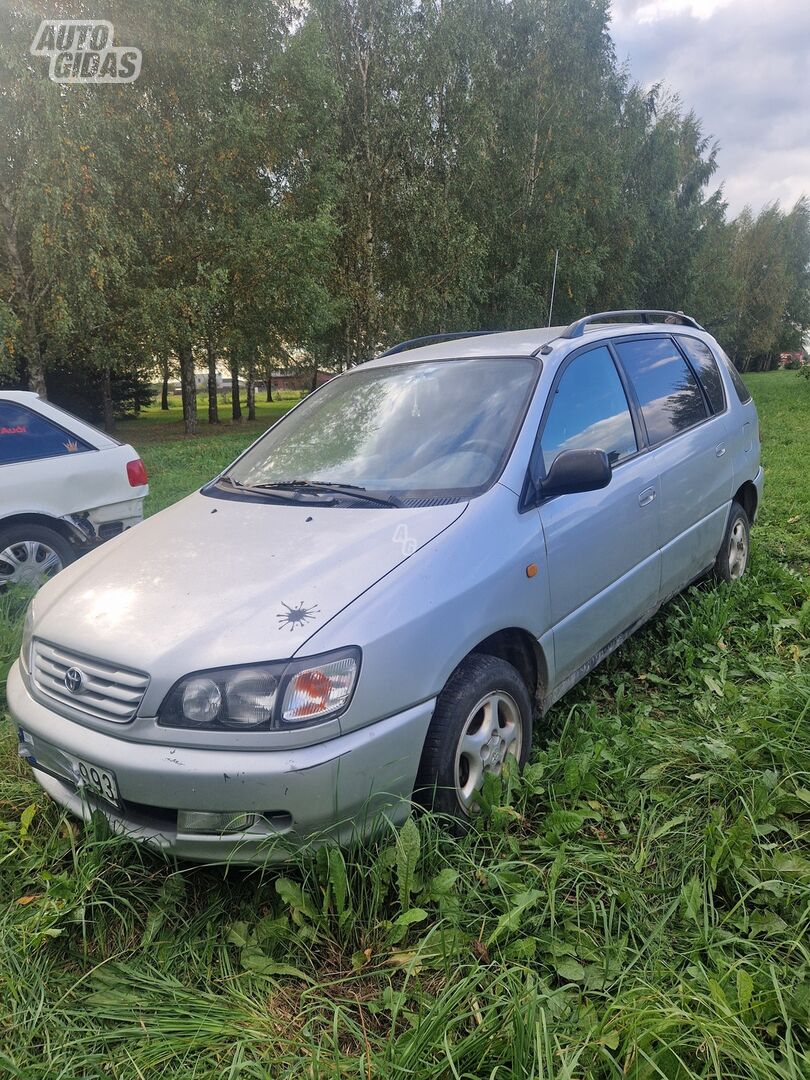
<box><xmin>0</xmin><ymin>391</ymin><xmax>148</xmax><ymax>588</ymax></box>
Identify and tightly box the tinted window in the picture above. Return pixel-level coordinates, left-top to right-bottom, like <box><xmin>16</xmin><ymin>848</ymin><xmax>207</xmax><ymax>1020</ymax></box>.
<box><xmin>541</xmin><ymin>346</ymin><xmax>637</xmax><ymax>471</ymax></box>
<box><xmin>615</xmin><ymin>338</ymin><xmax>708</xmax><ymax>445</ymax></box>
<box><xmin>717</xmin><ymin>347</ymin><xmax>752</xmax><ymax>404</ymax></box>
<box><xmin>676</xmin><ymin>336</ymin><xmax>725</xmax><ymax>413</ymax></box>
<box><xmin>0</xmin><ymin>402</ymin><xmax>92</xmax><ymax>465</ymax></box>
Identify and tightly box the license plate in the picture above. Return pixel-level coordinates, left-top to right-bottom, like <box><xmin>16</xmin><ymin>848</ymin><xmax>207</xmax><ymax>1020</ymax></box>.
<box><xmin>71</xmin><ymin>757</ymin><xmax>120</xmax><ymax>808</ymax></box>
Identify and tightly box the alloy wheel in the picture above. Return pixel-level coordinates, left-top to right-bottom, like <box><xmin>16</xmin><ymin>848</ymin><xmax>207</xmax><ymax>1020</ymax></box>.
<box><xmin>728</xmin><ymin>518</ymin><xmax>748</xmax><ymax>579</ymax></box>
<box><xmin>453</xmin><ymin>690</ymin><xmax>523</xmax><ymax>813</ymax></box>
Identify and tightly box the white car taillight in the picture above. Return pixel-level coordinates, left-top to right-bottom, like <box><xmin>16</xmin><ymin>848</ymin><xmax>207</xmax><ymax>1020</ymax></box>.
<box><xmin>126</xmin><ymin>459</ymin><xmax>148</xmax><ymax>487</ymax></box>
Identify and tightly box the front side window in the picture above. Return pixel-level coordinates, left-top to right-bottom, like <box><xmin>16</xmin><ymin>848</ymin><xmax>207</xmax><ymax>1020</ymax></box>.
<box><xmin>224</xmin><ymin>357</ymin><xmax>539</xmax><ymax>499</ymax></box>
<box><xmin>614</xmin><ymin>337</ymin><xmax>708</xmax><ymax>445</ymax></box>
<box><xmin>0</xmin><ymin>402</ymin><xmax>92</xmax><ymax>465</ymax></box>
<box><xmin>541</xmin><ymin>346</ymin><xmax>637</xmax><ymax>472</ymax></box>
<box><xmin>676</xmin><ymin>335</ymin><xmax>725</xmax><ymax>413</ymax></box>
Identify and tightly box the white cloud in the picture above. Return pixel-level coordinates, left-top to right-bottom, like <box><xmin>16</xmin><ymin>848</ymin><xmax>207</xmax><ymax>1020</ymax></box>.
<box><xmin>631</xmin><ymin>0</ymin><xmax>734</xmax><ymax>23</ymax></box>
<box><xmin>610</xmin><ymin>0</ymin><xmax>810</xmax><ymax>216</ymax></box>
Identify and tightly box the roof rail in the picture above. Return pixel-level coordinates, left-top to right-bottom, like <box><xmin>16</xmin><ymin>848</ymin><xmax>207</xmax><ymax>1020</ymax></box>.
<box><xmin>378</xmin><ymin>330</ymin><xmax>498</xmax><ymax>357</ymax></box>
<box><xmin>560</xmin><ymin>310</ymin><xmax>704</xmax><ymax>340</ymax></box>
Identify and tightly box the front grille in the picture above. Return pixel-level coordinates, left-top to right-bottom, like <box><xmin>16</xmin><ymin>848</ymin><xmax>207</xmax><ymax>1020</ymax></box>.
<box><xmin>31</xmin><ymin>640</ymin><xmax>149</xmax><ymax>723</ymax></box>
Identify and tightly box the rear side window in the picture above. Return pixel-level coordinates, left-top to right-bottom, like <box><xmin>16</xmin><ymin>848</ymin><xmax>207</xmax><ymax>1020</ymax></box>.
<box><xmin>717</xmin><ymin>347</ymin><xmax>752</xmax><ymax>404</ymax></box>
<box><xmin>541</xmin><ymin>346</ymin><xmax>638</xmax><ymax>471</ymax></box>
<box><xmin>0</xmin><ymin>402</ymin><xmax>92</xmax><ymax>465</ymax></box>
<box><xmin>676</xmin><ymin>336</ymin><xmax>725</xmax><ymax>413</ymax></box>
<box><xmin>614</xmin><ymin>337</ymin><xmax>708</xmax><ymax>445</ymax></box>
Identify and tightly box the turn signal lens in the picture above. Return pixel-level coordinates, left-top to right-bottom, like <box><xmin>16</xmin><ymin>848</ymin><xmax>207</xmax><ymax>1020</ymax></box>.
<box><xmin>282</xmin><ymin>656</ymin><xmax>358</xmax><ymax>723</ymax></box>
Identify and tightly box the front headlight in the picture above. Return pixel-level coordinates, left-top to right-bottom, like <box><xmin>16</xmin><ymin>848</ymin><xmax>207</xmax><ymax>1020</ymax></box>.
<box><xmin>158</xmin><ymin>647</ymin><xmax>360</xmax><ymax>731</ymax></box>
<box><xmin>20</xmin><ymin>603</ymin><xmax>35</xmax><ymax>673</ymax></box>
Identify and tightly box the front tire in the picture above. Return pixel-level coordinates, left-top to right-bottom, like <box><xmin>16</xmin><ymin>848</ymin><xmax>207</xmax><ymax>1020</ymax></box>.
<box><xmin>713</xmin><ymin>501</ymin><xmax>750</xmax><ymax>583</ymax></box>
<box><xmin>414</xmin><ymin>653</ymin><xmax>532</xmax><ymax>821</ymax></box>
<box><xmin>0</xmin><ymin>524</ymin><xmax>74</xmax><ymax>590</ymax></box>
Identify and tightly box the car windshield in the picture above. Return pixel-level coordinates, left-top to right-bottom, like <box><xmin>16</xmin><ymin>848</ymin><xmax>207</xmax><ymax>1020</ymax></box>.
<box><xmin>223</xmin><ymin>357</ymin><xmax>539</xmax><ymax>499</ymax></box>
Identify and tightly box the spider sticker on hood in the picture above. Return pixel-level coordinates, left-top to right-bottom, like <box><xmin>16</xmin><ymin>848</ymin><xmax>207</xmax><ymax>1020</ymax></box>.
<box><xmin>277</xmin><ymin>601</ymin><xmax>320</xmax><ymax>631</ymax></box>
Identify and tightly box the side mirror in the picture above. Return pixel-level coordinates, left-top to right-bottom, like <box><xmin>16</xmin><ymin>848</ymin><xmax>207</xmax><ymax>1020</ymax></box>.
<box><xmin>540</xmin><ymin>449</ymin><xmax>612</xmax><ymax>497</ymax></box>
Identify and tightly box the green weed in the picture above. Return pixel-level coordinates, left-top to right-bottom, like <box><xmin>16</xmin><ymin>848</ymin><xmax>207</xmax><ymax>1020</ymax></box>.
<box><xmin>0</xmin><ymin>371</ymin><xmax>807</xmax><ymax>1077</ymax></box>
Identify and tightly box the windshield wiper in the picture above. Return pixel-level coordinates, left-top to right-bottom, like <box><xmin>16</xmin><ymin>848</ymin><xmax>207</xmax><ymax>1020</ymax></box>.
<box><xmin>216</xmin><ymin>476</ymin><xmax>321</xmax><ymax>503</ymax></box>
<box><xmin>263</xmin><ymin>480</ymin><xmax>401</xmax><ymax>507</ymax></box>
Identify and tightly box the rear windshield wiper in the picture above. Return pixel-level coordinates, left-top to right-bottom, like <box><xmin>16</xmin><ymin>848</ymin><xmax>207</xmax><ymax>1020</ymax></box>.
<box><xmin>261</xmin><ymin>480</ymin><xmax>401</xmax><ymax>507</ymax></box>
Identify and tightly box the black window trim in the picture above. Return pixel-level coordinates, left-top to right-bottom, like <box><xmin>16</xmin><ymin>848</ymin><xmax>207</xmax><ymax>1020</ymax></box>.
<box><xmin>520</xmin><ymin>331</ymin><xmax>730</xmax><ymax>512</ymax></box>
<box><xmin>609</xmin><ymin>331</ymin><xmax>727</xmax><ymax>452</ymax></box>
<box><xmin>714</xmin><ymin>343</ymin><xmax>752</xmax><ymax>404</ymax></box>
<box><xmin>520</xmin><ymin>339</ymin><xmax>645</xmax><ymax>512</ymax></box>
<box><xmin>670</xmin><ymin>332</ymin><xmax>729</xmax><ymax>417</ymax></box>
<box><xmin>0</xmin><ymin>400</ymin><xmax>95</xmax><ymax>468</ymax></box>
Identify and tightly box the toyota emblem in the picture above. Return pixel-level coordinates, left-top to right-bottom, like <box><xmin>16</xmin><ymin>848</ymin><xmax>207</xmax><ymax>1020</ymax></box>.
<box><xmin>64</xmin><ymin>667</ymin><xmax>84</xmax><ymax>694</ymax></box>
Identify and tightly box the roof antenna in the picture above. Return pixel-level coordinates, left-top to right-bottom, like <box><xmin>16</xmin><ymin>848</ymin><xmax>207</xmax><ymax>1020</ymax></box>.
<box><xmin>547</xmin><ymin>249</ymin><xmax>559</xmax><ymax>327</ymax></box>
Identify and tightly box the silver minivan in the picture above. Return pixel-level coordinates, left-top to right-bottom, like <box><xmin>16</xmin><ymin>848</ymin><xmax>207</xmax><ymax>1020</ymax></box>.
<box><xmin>9</xmin><ymin>311</ymin><xmax>763</xmax><ymax>863</ymax></box>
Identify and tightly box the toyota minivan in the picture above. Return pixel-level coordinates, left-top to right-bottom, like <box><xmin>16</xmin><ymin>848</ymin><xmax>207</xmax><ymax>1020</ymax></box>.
<box><xmin>8</xmin><ymin>310</ymin><xmax>762</xmax><ymax>863</ymax></box>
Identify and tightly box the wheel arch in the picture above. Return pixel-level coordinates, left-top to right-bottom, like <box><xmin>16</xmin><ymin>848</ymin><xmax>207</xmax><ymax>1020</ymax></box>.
<box><xmin>0</xmin><ymin>512</ymin><xmax>84</xmax><ymax>547</ymax></box>
<box><xmin>733</xmin><ymin>480</ymin><xmax>758</xmax><ymax>524</ymax></box>
<box><xmin>466</xmin><ymin>626</ymin><xmax>549</xmax><ymax>712</ymax></box>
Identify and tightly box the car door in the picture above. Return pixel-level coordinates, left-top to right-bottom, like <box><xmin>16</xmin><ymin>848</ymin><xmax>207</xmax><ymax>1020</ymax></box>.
<box><xmin>533</xmin><ymin>343</ymin><xmax>661</xmax><ymax>687</ymax></box>
<box><xmin>612</xmin><ymin>335</ymin><xmax>733</xmax><ymax>599</ymax></box>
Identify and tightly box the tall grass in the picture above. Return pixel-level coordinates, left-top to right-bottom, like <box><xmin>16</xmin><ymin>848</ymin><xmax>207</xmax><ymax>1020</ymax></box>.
<box><xmin>0</xmin><ymin>371</ymin><xmax>807</xmax><ymax>1078</ymax></box>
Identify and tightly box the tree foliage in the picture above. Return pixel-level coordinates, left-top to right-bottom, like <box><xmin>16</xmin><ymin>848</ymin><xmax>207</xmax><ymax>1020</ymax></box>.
<box><xmin>0</xmin><ymin>0</ymin><xmax>807</xmax><ymax>429</ymax></box>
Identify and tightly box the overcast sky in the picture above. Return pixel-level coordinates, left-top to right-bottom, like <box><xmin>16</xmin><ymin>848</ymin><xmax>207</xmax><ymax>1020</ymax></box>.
<box><xmin>609</xmin><ymin>0</ymin><xmax>810</xmax><ymax>218</ymax></box>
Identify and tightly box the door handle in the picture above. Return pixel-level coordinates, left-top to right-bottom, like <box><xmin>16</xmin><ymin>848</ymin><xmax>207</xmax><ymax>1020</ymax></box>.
<box><xmin>715</xmin><ymin>443</ymin><xmax>727</xmax><ymax>458</ymax></box>
<box><xmin>638</xmin><ymin>486</ymin><xmax>656</xmax><ymax>507</ymax></box>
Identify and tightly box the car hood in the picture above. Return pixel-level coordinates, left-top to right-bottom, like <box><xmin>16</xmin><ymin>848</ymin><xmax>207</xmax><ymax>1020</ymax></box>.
<box><xmin>32</xmin><ymin>490</ymin><xmax>466</xmax><ymax>683</ymax></box>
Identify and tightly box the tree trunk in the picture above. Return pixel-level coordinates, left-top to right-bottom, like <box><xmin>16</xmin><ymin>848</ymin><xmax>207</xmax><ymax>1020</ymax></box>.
<box><xmin>266</xmin><ymin>364</ymin><xmax>273</xmax><ymax>402</ymax></box>
<box><xmin>178</xmin><ymin>343</ymin><xmax>197</xmax><ymax>435</ymax></box>
<box><xmin>230</xmin><ymin>350</ymin><xmax>242</xmax><ymax>421</ymax></box>
<box><xmin>161</xmin><ymin>356</ymin><xmax>170</xmax><ymax>410</ymax></box>
<box><xmin>207</xmin><ymin>338</ymin><xmax>219</xmax><ymax>424</ymax></box>
<box><xmin>2</xmin><ymin>207</ymin><xmax>47</xmax><ymax>398</ymax></box>
<box><xmin>27</xmin><ymin>353</ymin><xmax>47</xmax><ymax>398</ymax></box>
<box><xmin>101</xmin><ymin>367</ymin><xmax>115</xmax><ymax>432</ymax></box>
<box><xmin>23</xmin><ymin>320</ymin><xmax>47</xmax><ymax>398</ymax></box>
<box><xmin>247</xmin><ymin>345</ymin><xmax>256</xmax><ymax>421</ymax></box>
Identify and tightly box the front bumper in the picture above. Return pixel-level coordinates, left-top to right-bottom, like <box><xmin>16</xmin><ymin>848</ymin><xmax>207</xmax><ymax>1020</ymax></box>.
<box><xmin>7</xmin><ymin>661</ymin><xmax>433</xmax><ymax>864</ymax></box>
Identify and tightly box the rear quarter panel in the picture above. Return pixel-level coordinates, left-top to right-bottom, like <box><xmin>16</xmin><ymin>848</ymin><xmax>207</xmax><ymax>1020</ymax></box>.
<box><xmin>0</xmin><ymin>443</ymin><xmax>147</xmax><ymax>523</ymax></box>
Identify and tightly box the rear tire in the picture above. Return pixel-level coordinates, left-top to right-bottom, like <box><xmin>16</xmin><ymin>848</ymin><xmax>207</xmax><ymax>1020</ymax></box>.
<box><xmin>0</xmin><ymin>524</ymin><xmax>74</xmax><ymax>590</ymax></box>
<box><xmin>414</xmin><ymin>653</ymin><xmax>532</xmax><ymax>822</ymax></box>
<box><xmin>713</xmin><ymin>501</ymin><xmax>750</xmax><ymax>584</ymax></box>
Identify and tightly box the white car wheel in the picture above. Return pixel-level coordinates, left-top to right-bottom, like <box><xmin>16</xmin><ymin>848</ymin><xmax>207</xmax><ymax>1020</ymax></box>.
<box><xmin>0</xmin><ymin>526</ymin><xmax>73</xmax><ymax>589</ymax></box>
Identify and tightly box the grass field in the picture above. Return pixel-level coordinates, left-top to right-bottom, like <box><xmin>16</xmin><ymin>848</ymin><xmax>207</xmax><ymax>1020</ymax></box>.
<box><xmin>116</xmin><ymin>392</ymin><xmax>305</xmax><ymax>515</ymax></box>
<box><xmin>0</xmin><ymin>371</ymin><xmax>808</xmax><ymax>1078</ymax></box>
